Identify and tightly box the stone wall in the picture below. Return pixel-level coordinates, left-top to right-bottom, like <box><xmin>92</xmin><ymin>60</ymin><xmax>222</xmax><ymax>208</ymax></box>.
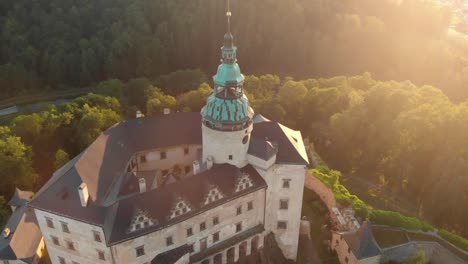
<box><xmin>331</xmin><ymin>232</ymin><xmax>359</xmax><ymax>264</ymax></box>
<box><xmin>304</xmin><ymin>171</ymin><xmax>336</xmax><ymax>210</ymax></box>
<box><xmin>382</xmin><ymin>241</ymin><xmax>466</xmax><ymax>264</ymax></box>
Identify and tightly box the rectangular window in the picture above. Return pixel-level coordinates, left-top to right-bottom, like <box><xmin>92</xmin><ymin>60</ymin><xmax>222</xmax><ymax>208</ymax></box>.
<box><xmin>45</xmin><ymin>217</ymin><xmax>54</xmax><ymax>228</ymax></box>
<box><xmin>66</xmin><ymin>240</ymin><xmax>75</xmax><ymax>251</ymax></box>
<box><xmin>166</xmin><ymin>236</ymin><xmax>173</xmax><ymax>246</ymax></box>
<box><xmin>213</xmin><ymin>232</ymin><xmax>220</xmax><ymax>243</ymax></box>
<box><xmin>97</xmin><ymin>250</ymin><xmax>105</xmax><ymax>260</ymax></box>
<box><xmin>184</xmin><ymin>165</ymin><xmax>191</xmax><ymax>174</ymax></box>
<box><xmin>277</xmin><ymin>221</ymin><xmax>287</xmax><ymax>230</ymax></box>
<box><xmin>184</xmin><ymin>148</ymin><xmax>189</xmax><ymax>155</ymax></box>
<box><xmin>51</xmin><ymin>236</ymin><xmax>60</xmax><ymax>246</ymax></box>
<box><xmin>228</xmin><ymin>155</ymin><xmax>233</xmax><ymax>160</ymax></box>
<box><xmin>280</xmin><ymin>199</ymin><xmax>289</xmax><ymax>210</ymax></box>
<box><xmin>188</xmin><ymin>244</ymin><xmax>194</xmax><ymax>253</ymax></box>
<box><xmin>247</xmin><ymin>201</ymin><xmax>253</xmax><ymax>211</ymax></box>
<box><xmin>93</xmin><ymin>231</ymin><xmax>102</xmax><ymax>242</ymax></box>
<box><xmin>213</xmin><ymin>216</ymin><xmax>219</xmax><ymax>226</ymax></box>
<box><xmin>61</xmin><ymin>222</ymin><xmax>70</xmax><ymax>233</ymax></box>
<box><xmin>187</xmin><ymin>227</ymin><xmax>193</xmax><ymax>237</ymax></box>
<box><xmin>236</xmin><ymin>206</ymin><xmax>242</xmax><ymax>215</ymax></box>
<box><xmin>200</xmin><ymin>222</ymin><xmax>206</xmax><ymax>231</ymax></box>
<box><xmin>140</xmin><ymin>155</ymin><xmax>147</xmax><ymax>163</ymax></box>
<box><xmin>160</xmin><ymin>151</ymin><xmax>167</xmax><ymax>159</ymax></box>
<box><xmin>236</xmin><ymin>222</ymin><xmax>242</xmax><ymax>233</ymax></box>
<box><xmin>282</xmin><ymin>179</ymin><xmax>291</xmax><ymax>189</ymax></box>
<box><xmin>58</xmin><ymin>257</ymin><xmax>66</xmax><ymax>264</ymax></box>
<box><xmin>200</xmin><ymin>238</ymin><xmax>207</xmax><ymax>251</ymax></box>
<box><xmin>136</xmin><ymin>246</ymin><xmax>145</xmax><ymax>257</ymax></box>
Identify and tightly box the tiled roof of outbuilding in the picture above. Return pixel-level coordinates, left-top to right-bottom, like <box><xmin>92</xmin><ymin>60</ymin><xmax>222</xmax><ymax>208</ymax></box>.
<box><xmin>7</xmin><ymin>188</ymin><xmax>33</xmax><ymax>207</ymax></box>
<box><xmin>342</xmin><ymin>222</ymin><xmax>382</xmax><ymax>259</ymax></box>
<box><xmin>0</xmin><ymin>203</ymin><xmax>42</xmax><ymax>262</ymax></box>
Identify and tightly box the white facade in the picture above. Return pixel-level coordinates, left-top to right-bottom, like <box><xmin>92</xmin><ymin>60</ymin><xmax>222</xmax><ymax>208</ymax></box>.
<box><xmin>201</xmin><ymin>124</ymin><xmax>253</xmax><ymax>168</ymax></box>
<box><xmin>254</xmin><ymin>164</ymin><xmax>306</xmax><ymax>260</ymax></box>
<box><xmin>35</xmin><ymin>188</ymin><xmax>266</xmax><ymax>264</ymax></box>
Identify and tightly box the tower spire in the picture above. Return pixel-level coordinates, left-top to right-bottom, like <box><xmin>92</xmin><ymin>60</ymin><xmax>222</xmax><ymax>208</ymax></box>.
<box><xmin>226</xmin><ymin>0</ymin><xmax>231</xmax><ymax>33</ymax></box>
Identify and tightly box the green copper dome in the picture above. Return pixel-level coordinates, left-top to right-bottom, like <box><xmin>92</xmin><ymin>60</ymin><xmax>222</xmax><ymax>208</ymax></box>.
<box><xmin>201</xmin><ymin>6</ymin><xmax>254</xmax><ymax>131</ymax></box>
<box><xmin>213</xmin><ymin>63</ymin><xmax>244</xmax><ymax>87</ymax></box>
<box><xmin>202</xmin><ymin>93</ymin><xmax>254</xmax><ymax>131</ymax></box>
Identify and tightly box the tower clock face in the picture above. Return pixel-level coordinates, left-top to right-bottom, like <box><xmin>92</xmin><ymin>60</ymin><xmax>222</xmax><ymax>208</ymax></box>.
<box><xmin>242</xmin><ymin>135</ymin><xmax>249</xmax><ymax>144</ymax></box>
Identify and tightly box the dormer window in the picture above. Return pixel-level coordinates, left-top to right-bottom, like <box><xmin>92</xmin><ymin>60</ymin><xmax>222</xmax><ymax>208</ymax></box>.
<box><xmin>170</xmin><ymin>198</ymin><xmax>192</xmax><ymax>219</ymax></box>
<box><xmin>204</xmin><ymin>186</ymin><xmax>224</xmax><ymax>205</ymax></box>
<box><xmin>127</xmin><ymin>209</ymin><xmax>157</xmax><ymax>233</ymax></box>
<box><xmin>235</xmin><ymin>173</ymin><xmax>253</xmax><ymax>192</ymax></box>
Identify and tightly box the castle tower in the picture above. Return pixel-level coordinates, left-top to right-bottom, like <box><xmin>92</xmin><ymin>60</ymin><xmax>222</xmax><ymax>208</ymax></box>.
<box><xmin>201</xmin><ymin>4</ymin><xmax>254</xmax><ymax>167</ymax></box>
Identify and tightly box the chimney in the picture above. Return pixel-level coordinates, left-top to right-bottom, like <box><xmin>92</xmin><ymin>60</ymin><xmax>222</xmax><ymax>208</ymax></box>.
<box><xmin>193</xmin><ymin>160</ymin><xmax>200</xmax><ymax>175</ymax></box>
<box><xmin>163</xmin><ymin>108</ymin><xmax>170</xmax><ymax>115</ymax></box>
<box><xmin>136</xmin><ymin>110</ymin><xmax>143</xmax><ymax>118</ymax></box>
<box><xmin>3</xmin><ymin>228</ymin><xmax>10</xmax><ymax>238</ymax></box>
<box><xmin>78</xmin><ymin>182</ymin><xmax>89</xmax><ymax>207</ymax></box>
<box><xmin>206</xmin><ymin>156</ymin><xmax>214</xmax><ymax>170</ymax></box>
<box><xmin>139</xmin><ymin>178</ymin><xmax>147</xmax><ymax>193</ymax></box>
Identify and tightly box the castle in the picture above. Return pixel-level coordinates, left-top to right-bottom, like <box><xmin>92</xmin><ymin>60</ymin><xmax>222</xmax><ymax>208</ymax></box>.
<box><xmin>27</xmin><ymin>6</ymin><xmax>309</xmax><ymax>264</ymax></box>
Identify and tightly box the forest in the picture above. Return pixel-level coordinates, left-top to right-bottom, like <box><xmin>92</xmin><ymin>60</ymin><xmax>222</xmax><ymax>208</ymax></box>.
<box><xmin>1</xmin><ymin>0</ymin><xmax>468</xmax><ymax>100</ymax></box>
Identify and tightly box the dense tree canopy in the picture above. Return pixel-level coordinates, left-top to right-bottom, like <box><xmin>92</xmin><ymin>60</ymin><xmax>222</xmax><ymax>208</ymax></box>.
<box><xmin>1</xmin><ymin>0</ymin><xmax>468</xmax><ymax>101</ymax></box>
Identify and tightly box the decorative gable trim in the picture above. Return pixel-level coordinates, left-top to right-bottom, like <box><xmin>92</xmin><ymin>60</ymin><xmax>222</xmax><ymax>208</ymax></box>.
<box><xmin>203</xmin><ymin>185</ymin><xmax>224</xmax><ymax>205</ymax></box>
<box><xmin>127</xmin><ymin>208</ymin><xmax>157</xmax><ymax>233</ymax></box>
<box><xmin>235</xmin><ymin>172</ymin><xmax>253</xmax><ymax>192</ymax></box>
<box><xmin>169</xmin><ymin>197</ymin><xmax>192</xmax><ymax>219</ymax></box>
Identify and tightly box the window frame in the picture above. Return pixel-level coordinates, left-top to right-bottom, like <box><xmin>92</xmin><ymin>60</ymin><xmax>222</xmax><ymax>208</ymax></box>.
<box><xmin>160</xmin><ymin>151</ymin><xmax>167</xmax><ymax>160</ymax></box>
<box><xmin>280</xmin><ymin>199</ymin><xmax>289</xmax><ymax>210</ymax></box>
<box><xmin>282</xmin><ymin>179</ymin><xmax>291</xmax><ymax>189</ymax></box>
<box><xmin>200</xmin><ymin>222</ymin><xmax>206</xmax><ymax>231</ymax></box>
<box><xmin>166</xmin><ymin>236</ymin><xmax>174</xmax><ymax>246</ymax></box>
<box><xmin>277</xmin><ymin>221</ymin><xmax>287</xmax><ymax>230</ymax></box>
<box><xmin>97</xmin><ymin>250</ymin><xmax>105</xmax><ymax>261</ymax></box>
<box><xmin>51</xmin><ymin>235</ymin><xmax>60</xmax><ymax>246</ymax></box>
<box><xmin>58</xmin><ymin>256</ymin><xmax>66</xmax><ymax>264</ymax></box>
<box><xmin>135</xmin><ymin>245</ymin><xmax>145</xmax><ymax>257</ymax></box>
<box><xmin>213</xmin><ymin>231</ymin><xmax>220</xmax><ymax>243</ymax></box>
<box><xmin>213</xmin><ymin>216</ymin><xmax>219</xmax><ymax>226</ymax></box>
<box><xmin>247</xmin><ymin>201</ymin><xmax>253</xmax><ymax>211</ymax></box>
<box><xmin>235</xmin><ymin>222</ymin><xmax>242</xmax><ymax>233</ymax></box>
<box><xmin>45</xmin><ymin>217</ymin><xmax>54</xmax><ymax>229</ymax></box>
<box><xmin>236</xmin><ymin>206</ymin><xmax>242</xmax><ymax>215</ymax></box>
<box><xmin>65</xmin><ymin>240</ymin><xmax>75</xmax><ymax>251</ymax></box>
<box><xmin>187</xmin><ymin>227</ymin><xmax>193</xmax><ymax>237</ymax></box>
<box><xmin>60</xmin><ymin>221</ymin><xmax>70</xmax><ymax>233</ymax></box>
<box><xmin>93</xmin><ymin>231</ymin><xmax>102</xmax><ymax>242</ymax></box>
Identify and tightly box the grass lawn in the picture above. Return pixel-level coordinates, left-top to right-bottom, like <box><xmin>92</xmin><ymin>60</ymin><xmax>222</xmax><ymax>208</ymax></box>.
<box><xmin>372</xmin><ymin>228</ymin><xmax>409</xmax><ymax>248</ymax></box>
